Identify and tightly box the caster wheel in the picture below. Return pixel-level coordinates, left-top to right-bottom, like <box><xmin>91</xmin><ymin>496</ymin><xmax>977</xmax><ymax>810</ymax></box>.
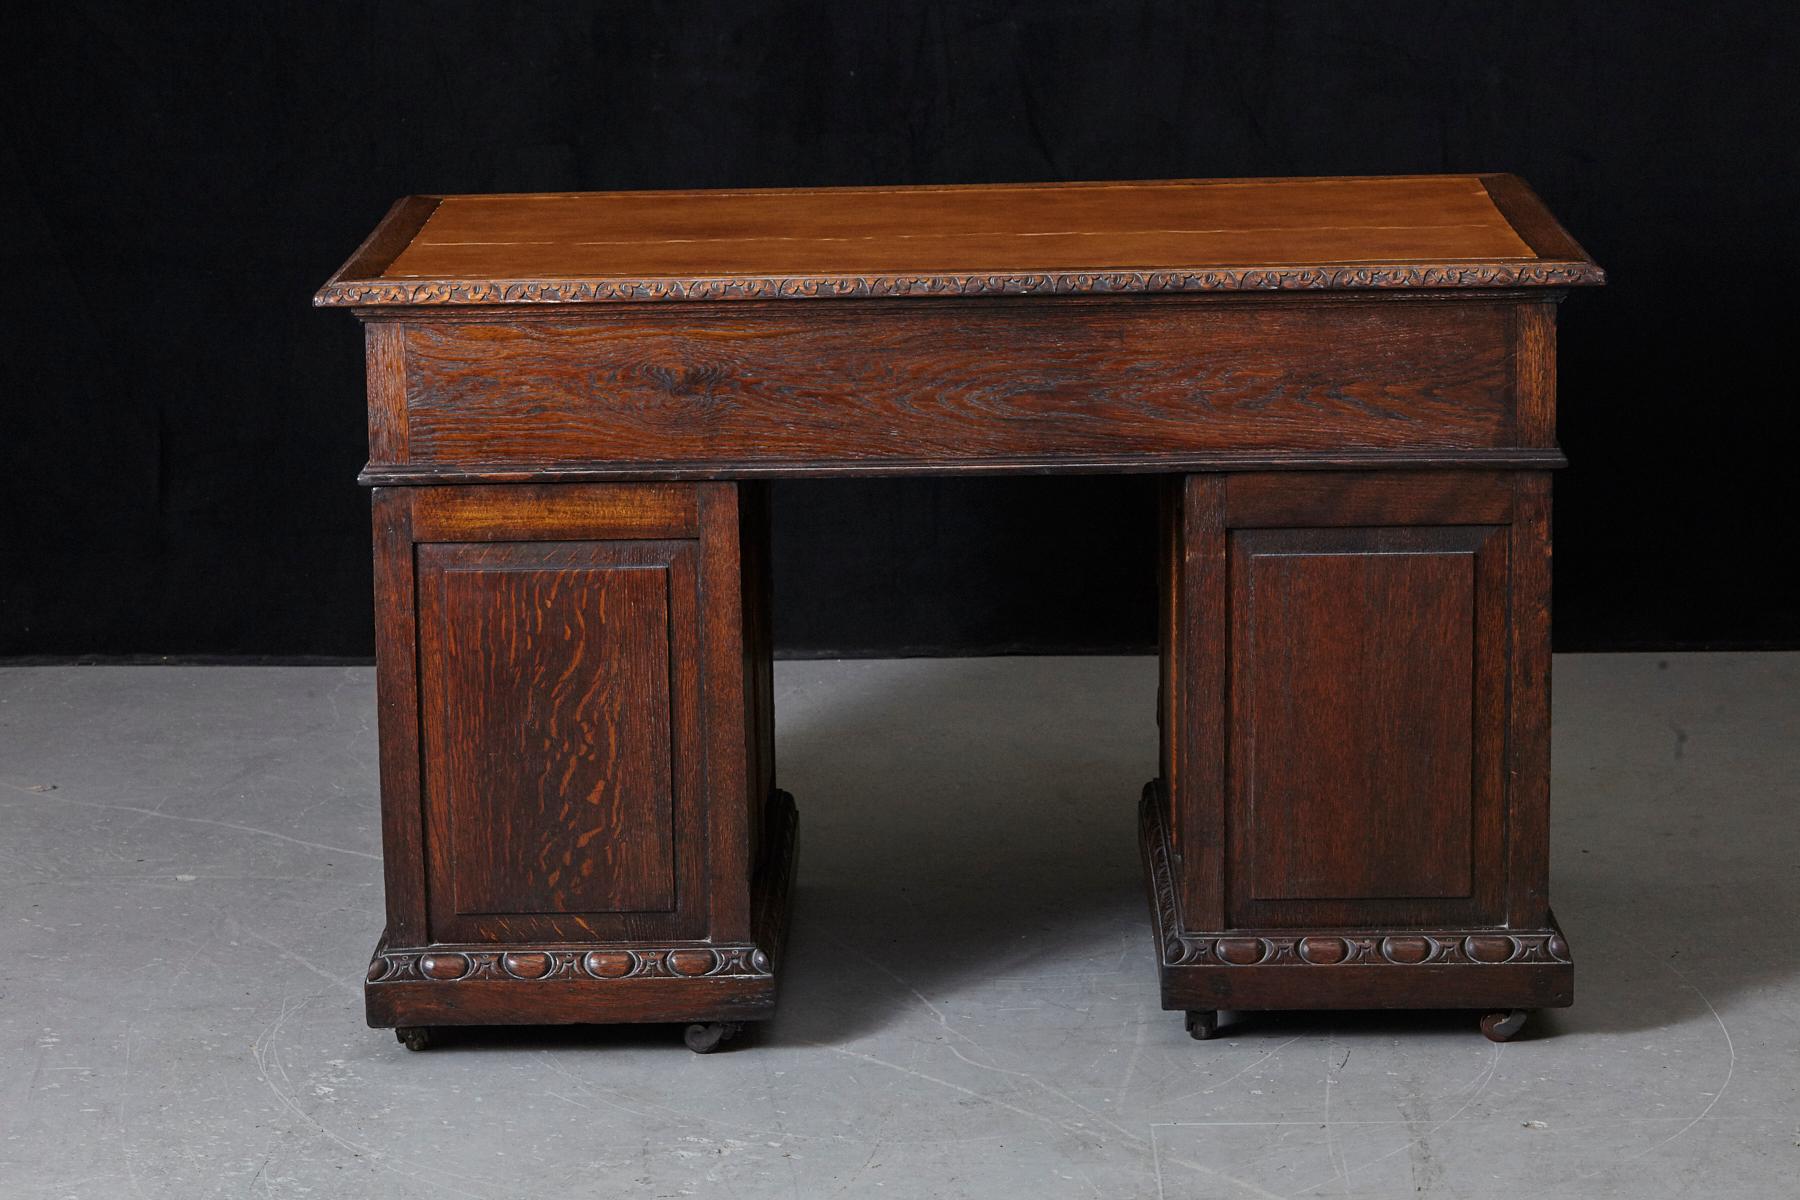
<box><xmin>1185</xmin><ymin>1010</ymin><xmax>1219</xmax><ymax>1041</ymax></box>
<box><xmin>683</xmin><ymin>1021</ymin><xmax>744</xmax><ymax>1054</ymax></box>
<box><xmin>395</xmin><ymin>1026</ymin><xmax>433</xmax><ymax>1052</ymax></box>
<box><xmin>1480</xmin><ymin>1010</ymin><xmax>1528</xmax><ymax>1043</ymax></box>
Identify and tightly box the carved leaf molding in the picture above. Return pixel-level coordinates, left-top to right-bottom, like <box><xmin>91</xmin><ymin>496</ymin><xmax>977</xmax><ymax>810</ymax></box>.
<box><xmin>319</xmin><ymin>262</ymin><xmax>1604</xmax><ymax>307</ymax></box>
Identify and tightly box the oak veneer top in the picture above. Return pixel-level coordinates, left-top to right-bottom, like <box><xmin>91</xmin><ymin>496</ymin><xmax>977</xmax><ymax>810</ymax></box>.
<box><xmin>317</xmin><ymin>175</ymin><xmax>1601</xmax><ymax>307</ymax></box>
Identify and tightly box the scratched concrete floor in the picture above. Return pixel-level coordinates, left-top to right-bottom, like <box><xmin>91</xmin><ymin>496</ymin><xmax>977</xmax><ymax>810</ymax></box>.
<box><xmin>0</xmin><ymin>654</ymin><xmax>1796</xmax><ymax>1198</ymax></box>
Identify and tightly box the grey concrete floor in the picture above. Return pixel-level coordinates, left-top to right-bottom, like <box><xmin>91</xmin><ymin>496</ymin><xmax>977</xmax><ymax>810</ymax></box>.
<box><xmin>0</xmin><ymin>654</ymin><xmax>1796</xmax><ymax>1198</ymax></box>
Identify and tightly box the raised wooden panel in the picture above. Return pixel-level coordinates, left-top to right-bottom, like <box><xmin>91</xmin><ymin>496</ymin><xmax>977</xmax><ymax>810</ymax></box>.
<box><xmin>417</xmin><ymin>539</ymin><xmax>702</xmax><ymax>943</ymax></box>
<box><xmin>395</xmin><ymin>300</ymin><xmax>1517</xmax><ymax>471</ymax></box>
<box><xmin>1236</xmin><ymin>530</ymin><xmax>1474</xmax><ymax>900</ymax></box>
<box><xmin>1227</xmin><ymin>524</ymin><xmax>1509</xmax><ymax>928</ymax></box>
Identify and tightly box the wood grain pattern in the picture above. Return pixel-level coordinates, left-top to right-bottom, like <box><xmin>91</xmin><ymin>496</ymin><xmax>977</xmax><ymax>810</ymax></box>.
<box><xmin>364</xmin><ymin>322</ymin><xmax>408</xmax><ymax>464</ymax></box>
<box><xmin>1513</xmin><ymin>302</ymin><xmax>1558</xmax><ymax>447</ymax></box>
<box><xmin>387</xmin><ymin>177</ymin><xmax>1535</xmax><ymax>277</ymax></box>
<box><xmin>362</xmin><ymin>480</ymin><xmax>783</xmax><ymax>1031</ymax></box>
<box><xmin>1160</xmin><ymin>476</ymin><xmax>1228</xmax><ymax>931</ymax></box>
<box><xmin>369</xmin><ymin>489</ymin><xmax>426</xmax><ymax>945</ymax></box>
<box><xmin>1231</xmin><ymin>526</ymin><xmax>1484</xmax><ymax>906</ymax></box>
<box><xmin>410</xmin><ymin>483</ymin><xmax>697</xmax><ymax>541</ymax></box>
<box><xmin>395</xmin><ymin>300</ymin><xmax>1517</xmax><ymax>472</ymax></box>
<box><xmin>1507</xmin><ymin>474</ymin><xmax>1555</xmax><ymax>927</ymax></box>
<box><xmin>315</xmin><ymin>176</ymin><xmax>1601</xmax><ymax>307</ymax></box>
<box><xmin>696</xmin><ymin>484</ymin><xmax>754</xmax><ymax>943</ymax></box>
<box><xmin>418</xmin><ymin>541</ymin><xmax>691</xmax><ymax>934</ymax></box>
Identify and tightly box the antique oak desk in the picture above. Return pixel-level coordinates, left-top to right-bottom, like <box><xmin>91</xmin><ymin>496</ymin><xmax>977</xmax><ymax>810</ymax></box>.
<box><xmin>317</xmin><ymin>176</ymin><xmax>1602</xmax><ymax>1051</ymax></box>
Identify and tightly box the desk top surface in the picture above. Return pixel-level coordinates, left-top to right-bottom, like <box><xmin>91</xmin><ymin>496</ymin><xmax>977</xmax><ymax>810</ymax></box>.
<box><xmin>317</xmin><ymin>174</ymin><xmax>1600</xmax><ymax>308</ymax></box>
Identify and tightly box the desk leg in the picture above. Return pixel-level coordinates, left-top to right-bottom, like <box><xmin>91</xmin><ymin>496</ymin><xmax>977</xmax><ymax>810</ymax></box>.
<box><xmin>362</xmin><ymin>482</ymin><xmax>795</xmax><ymax>1048</ymax></box>
<box><xmin>1144</xmin><ymin>471</ymin><xmax>1571</xmax><ymax>1038</ymax></box>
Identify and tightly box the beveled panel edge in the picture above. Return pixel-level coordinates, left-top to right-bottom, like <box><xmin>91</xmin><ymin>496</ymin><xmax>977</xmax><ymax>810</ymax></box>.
<box><xmin>318</xmin><ymin>196</ymin><xmax>443</xmax><ymax>301</ymax></box>
<box><xmin>1479</xmin><ymin>174</ymin><xmax>1603</xmax><ymax>276</ymax></box>
<box><xmin>358</xmin><ymin>448</ymin><xmax>1568</xmax><ymax>486</ymax></box>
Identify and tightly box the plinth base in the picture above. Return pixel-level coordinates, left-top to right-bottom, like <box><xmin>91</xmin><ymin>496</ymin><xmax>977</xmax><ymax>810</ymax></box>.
<box><xmin>365</xmin><ymin>791</ymin><xmax>797</xmax><ymax>1032</ymax></box>
<box><xmin>1138</xmin><ymin>785</ymin><xmax>1571</xmax><ymax>1019</ymax></box>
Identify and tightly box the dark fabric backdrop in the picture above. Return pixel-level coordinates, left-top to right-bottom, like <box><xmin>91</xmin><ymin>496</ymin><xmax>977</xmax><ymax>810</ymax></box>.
<box><xmin>3</xmin><ymin>2</ymin><xmax>1795</xmax><ymax>658</ymax></box>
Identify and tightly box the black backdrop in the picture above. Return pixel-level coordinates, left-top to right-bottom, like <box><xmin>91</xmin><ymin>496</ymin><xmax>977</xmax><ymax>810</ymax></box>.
<box><xmin>4</xmin><ymin>2</ymin><xmax>1796</xmax><ymax>658</ymax></box>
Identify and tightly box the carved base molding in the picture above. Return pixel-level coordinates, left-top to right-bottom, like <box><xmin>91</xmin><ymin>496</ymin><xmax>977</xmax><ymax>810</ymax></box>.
<box><xmin>1138</xmin><ymin>781</ymin><xmax>1573</xmax><ymax>1013</ymax></box>
<box><xmin>367</xmin><ymin>942</ymin><xmax>772</xmax><ymax>986</ymax></box>
<box><xmin>1157</xmin><ymin>929</ymin><xmax>1571</xmax><ymax>971</ymax></box>
<box><xmin>365</xmin><ymin>790</ymin><xmax>797</xmax><ymax>1029</ymax></box>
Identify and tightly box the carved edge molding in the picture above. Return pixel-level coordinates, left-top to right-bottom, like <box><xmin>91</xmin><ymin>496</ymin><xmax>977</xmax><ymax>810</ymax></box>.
<box><xmin>1138</xmin><ymin>781</ymin><xmax>1572</xmax><ymax>970</ymax></box>
<box><xmin>317</xmin><ymin>261</ymin><xmax>1604</xmax><ymax>307</ymax></box>
<box><xmin>366</xmin><ymin>944</ymin><xmax>773</xmax><ymax>985</ymax></box>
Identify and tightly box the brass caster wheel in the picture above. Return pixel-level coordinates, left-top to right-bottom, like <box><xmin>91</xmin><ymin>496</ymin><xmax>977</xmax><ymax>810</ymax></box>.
<box><xmin>1480</xmin><ymin>1009</ymin><xmax>1529</xmax><ymax>1043</ymax></box>
<box><xmin>395</xmin><ymin>1026</ymin><xmax>434</xmax><ymax>1052</ymax></box>
<box><xmin>683</xmin><ymin>1021</ymin><xmax>744</xmax><ymax>1054</ymax></box>
<box><xmin>1185</xmin><ymin>1010</ymin><xmax>1219</xmax><ymax>1041</ymax></box>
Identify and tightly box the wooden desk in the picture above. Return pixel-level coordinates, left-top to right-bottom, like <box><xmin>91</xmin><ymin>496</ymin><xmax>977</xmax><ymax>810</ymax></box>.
<box><xmin>318</xmin><ymin>176</ymin><xmax>1602</xmax><ymax>1051</ymax></box>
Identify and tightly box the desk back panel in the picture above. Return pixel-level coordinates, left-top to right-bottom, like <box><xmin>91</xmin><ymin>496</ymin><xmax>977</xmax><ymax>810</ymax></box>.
<box><xmin>372</xmin><ymin>297</ymin><xmax>1534</xmax><ymax>477</ymax></box>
